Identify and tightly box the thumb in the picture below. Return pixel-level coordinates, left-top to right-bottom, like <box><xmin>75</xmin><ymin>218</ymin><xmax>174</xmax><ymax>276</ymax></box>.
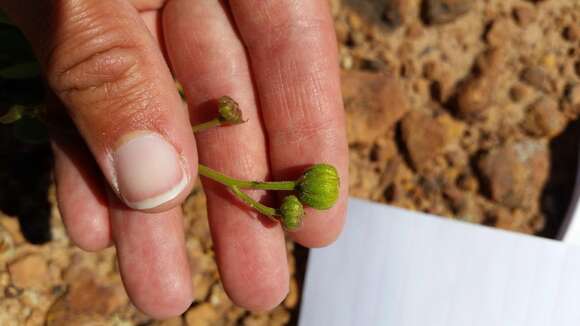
<box><xmin>2</xmin><ymin>0</ymin><xmax>197</xmax><ymax>211</ymax></box>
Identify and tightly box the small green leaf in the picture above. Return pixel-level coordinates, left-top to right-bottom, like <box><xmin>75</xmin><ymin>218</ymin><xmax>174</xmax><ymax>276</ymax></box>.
<box><xmin>12</xmin><ymin>117</ymin><xmax>49</xmax><ymax>144</ymax></box>
<box><xmin>0</xmin><ymin>105</ymin><xmax>24</xmax><ymax>124</ymax></box>
<box><xmin>0</xmin><ymin>62</ymin><xmax>40</xmax><ymax>79</ymax></box>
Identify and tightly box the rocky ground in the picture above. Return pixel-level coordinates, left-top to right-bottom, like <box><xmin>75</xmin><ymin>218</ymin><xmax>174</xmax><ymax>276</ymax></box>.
<box><xmin>340</xmin><ymin>0</ymin><xmax>580</xmax><ymax>234</ymax></box>
<box><xmin>0</xmin><ymin>0</ymin><xmax>579</xmax><ymax>325</ymax></box>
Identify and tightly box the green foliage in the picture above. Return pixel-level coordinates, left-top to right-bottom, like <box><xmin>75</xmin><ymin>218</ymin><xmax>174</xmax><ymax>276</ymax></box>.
<box><xmin>0</xmin><ymin>11</ymin><xmax>46</xmax><ymax>144</ymax></box>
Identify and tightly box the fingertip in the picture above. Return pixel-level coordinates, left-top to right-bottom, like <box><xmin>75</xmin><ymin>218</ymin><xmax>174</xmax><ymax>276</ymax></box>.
<box><xmin>75</xmin><ymin>233</ymin><xmax>112</xmax><ymax>252</ymax></box>
<box><xmin>56</xmin><ymin>190</ymin><xmax>111</xmax><ymax>251</ymax></box>
<box><xmin>224</xmin><ymin>263</ymin><xmax>289</xmax><ymax>313</ymax></box>
<box><xmin>206</xmin><ymin>189</ymin><xmax>290</xmax><ymax>313</ymax></box>
<box><xmin>110</xmin><ymin>202</ymin><xmax>193</xmax><ymax>320</ymax></box>
<box><xmin>131</xmin><ymin>276</ymin><xmax>194</xmax><ymax>319</ymax></box>
<box><xmin>63</xmin><ymin>206</ymin><xmax>112</xmax><ymax>252</ymax></box>
<box><xmin>51</xmin><ymin>137</ymin><xmax>112</xmax><ymax>251</ymax></box>
<box><xmin>290</xmin><ymin>200</ymin><xmax>348</xmax><ymax>248</ymax></box>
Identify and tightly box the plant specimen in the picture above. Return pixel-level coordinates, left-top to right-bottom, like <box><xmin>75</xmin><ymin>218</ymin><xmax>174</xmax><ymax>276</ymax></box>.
<box><xmin>192</xmin><ymin>96</ymin><xmax>340</xmax><ymax>231</ymax></box>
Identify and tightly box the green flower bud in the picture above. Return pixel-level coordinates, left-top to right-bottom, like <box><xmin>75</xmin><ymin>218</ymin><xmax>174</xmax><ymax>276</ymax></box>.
<box><xmin>218</xmin><ymin>96</ymin><xmax>243</xmax><ymax>124</ymax></box>
<box><xmin>279</xmin><ymin>195</ymin><xmax>304</xmax><ymax>231</ymax></box>
<box><xmin>296</xmin><ymin>164</ymin><xmax>340</xmax><ymax>210</ymax></box>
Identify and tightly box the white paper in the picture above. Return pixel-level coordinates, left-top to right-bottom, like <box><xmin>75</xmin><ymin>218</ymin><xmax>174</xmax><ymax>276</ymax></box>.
<box><xmin>299</xmin><ymin>198</ymin><xmax>580</xmax><ymax>326</ymax></box>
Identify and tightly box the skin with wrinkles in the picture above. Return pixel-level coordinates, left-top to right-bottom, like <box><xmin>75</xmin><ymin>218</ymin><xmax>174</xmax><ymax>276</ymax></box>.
<box><xmin>0</xmin><ymin>0</ymin><xmax>348</xmax><ymax>319</ymax></box>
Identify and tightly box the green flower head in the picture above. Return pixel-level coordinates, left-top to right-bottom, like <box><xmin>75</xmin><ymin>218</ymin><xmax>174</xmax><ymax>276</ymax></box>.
<box><xmin>279</xmin><ymin>195</ymin><xmax>304</xmax><ymax>231</ymax></box>
<box><xmin>218</xmin><ymin>96</ymin><xmax>243</xmax><ymax>124</ymax></box>
<box><xmin>296</xmin><ymin>164</ymin><xmax>340</xmax><ymax>210</ymax></box>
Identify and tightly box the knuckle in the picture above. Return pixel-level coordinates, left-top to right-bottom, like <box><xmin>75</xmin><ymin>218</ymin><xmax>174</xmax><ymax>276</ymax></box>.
<box><xmin>39</xmin><ymin>0</ymin><xmax>168</xmax><ymax>136</ymax></box>
<box><xmin>245</xmin><ymin>17</ymin><xmax>327</xmax><ymax>55</ymax></box>
<box><xmin>50</xmin><ymin>44</ymin><xmax>141</xmax><ymax>99</ymax></box>
<box><xmin>269</xmin><ymin>117</ymin><xmax>340</xmax><ymax>146</ymax></box>
<box><xmin>46</xmin><ymin>3</ymin><xmax>146</xmax><ymax>102</ymax></box>
<box><xmin>48</xmin><ymin>36</ymin><xmax>162</xmax><ymax>131</ymax></box>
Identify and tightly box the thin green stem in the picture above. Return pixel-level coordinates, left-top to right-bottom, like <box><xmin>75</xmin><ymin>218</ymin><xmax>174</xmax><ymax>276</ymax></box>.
<box><xmin>229</xmin><ymin>186</ymin><xmax>279</xmax><ymax>219</ymax></box>
<box><xmin>198</xmin><ymin>164</ymin><xmax>296</xmax><ymax>191</ymax></box>
<box><xmin>192</xmin><ymin>118</ymin><xmax>222</xmax><ymax>133</ymax></box>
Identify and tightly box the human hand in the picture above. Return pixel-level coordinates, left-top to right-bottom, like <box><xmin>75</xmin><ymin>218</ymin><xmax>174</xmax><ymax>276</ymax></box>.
<box><xmin>1</xmin><ymin>0</ymin><xmax>348</xmax><ymax>318</ymax></box>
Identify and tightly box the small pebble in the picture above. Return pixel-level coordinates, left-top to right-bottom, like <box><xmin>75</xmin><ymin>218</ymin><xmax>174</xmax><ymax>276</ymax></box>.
<box><xmin>520</xmin><ymin>66</ymin><xmax>555</xmax><ymax>93</ymax></box>
<box><xmin>563</xmin><ymin>24</ymin><xmax>580</xmax><ymax>42</ymax></box>
<box><xmin>512</xmin><ymin>5</ymin><xmax>536</xmax><ymax>27</ymax></box>
<box><xmin>382</xmin><ymin>0</ymin><xmax>405</xmax><ymax>29</ymax></box>
<box><xmin>422</xmin><ymin>0</ymin><xmax>474</xmax><ymax>25</ymax></box>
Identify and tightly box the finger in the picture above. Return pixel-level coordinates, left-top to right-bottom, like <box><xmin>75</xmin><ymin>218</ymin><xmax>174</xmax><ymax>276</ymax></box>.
<box><xmin>46</xmin><ymin>92</ymin><xmax>112</xmax><ymax>251</ymax></box>
<box><xmin>109</xmin><ymin>194</ymin><xmax>193</xmax><ymax>319</ymax></box>
<box><xmin>163</xmin><ymin>0</ymin><xmax>289</xmax><ymax>311</ymax></box>
<box><xmin>139</xmin><ymin>9</ymin><xmax>169</xmax><ymax>60</ymax></box>
<box><xmin>229</xmin><ymin>0</ymin><xmax>349</xmax><ymax>247</ymax></box>
<box><xmin>51</xmin><ymin>134</ymin><xmax>112</xmax><ymax>251</ymax></box>
<box><xmin>2</xmin><ymin>0</ymin><xmax>197</xmax><ymax>212</ymax></box>
<box><xmin>130</xmin><ymin>0</ymin><xmax>165</xmax><ymax>11</ymax></box>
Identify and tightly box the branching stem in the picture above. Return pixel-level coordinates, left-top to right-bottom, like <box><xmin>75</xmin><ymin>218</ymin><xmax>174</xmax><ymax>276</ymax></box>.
<box><xmin>198</xmin><ymin>164</ymin><xmax>296</xmax><ymax>191</ymax></box>
<box><xmin>228</xmin><ymin>185</ymin><xmax>279</xmax><ymax>220</ymax></box>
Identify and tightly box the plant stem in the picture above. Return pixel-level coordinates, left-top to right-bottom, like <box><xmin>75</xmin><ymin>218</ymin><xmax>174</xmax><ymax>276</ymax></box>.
<box><xmin>192</xmin><ymin>118</ymin><xmax>222</xmax><ymax>133</ymax></box>
<box><xmin>198</xmin><ymin>164</ymin><xmax>296</xmax><ymax>191</ymax></box>
<box><xmin>229</xmin><ymin>185</ymin><xmax>279</xmax><ymax>219</ymax></box>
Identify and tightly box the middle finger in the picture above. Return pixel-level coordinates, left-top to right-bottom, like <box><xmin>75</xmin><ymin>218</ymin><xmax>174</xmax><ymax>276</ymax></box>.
<box><xmin>162</xmin><ymin>0</ymin><xmax>289</xmax><ymax>311</ymax></box>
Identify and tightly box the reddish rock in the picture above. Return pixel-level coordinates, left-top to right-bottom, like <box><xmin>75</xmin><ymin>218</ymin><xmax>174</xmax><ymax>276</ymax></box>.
<box><xmin>476</xmin><ymin>47</ymin><xmax>507</xmax><ymax>76</ymax></box>
<box><xmin>8</xmin><ymin>254</ymin><xmax>48</xmax><ymax>289</ymax></box>
<box><xmin>512</xmin><ymin>5</ymin><xmax>536</xmax><ymax>27</ymax></box>
<box><xmin>567</xmin><ymin>84</ymin><xmax>580</xmax><ymax>106</ymax></box>
<box><xmin>563</xmin><ymin>24</ymin><xmax>580</xmax><ymax>42</ymax></box>
<box><xmin>185</xmin><ymin>303</ymin><xmax>219</xmax><ymax>326</ymax></box>
<box><xmin>401</xmin><ymin>111</ymin><xmax>459</xmax><ymax>173</ymax></box>
<box><xmin>478</xmin><ymin>140</ymin><xmax>549</xmax><ymax>209</ymax></box>
<box><xmin>521</xmin><ymin>66</ymin><xmax>556</xmax><ymax>93</ymax></box>
<box><xmin>382</xmin><ymin>0</ymin><xmax>408</xmax><ymax>29</ymax></box>
<box><xmin>522</xmin><ymin>98</ymin><xmax>566</xmax><ymax>137</ymax></box>
<box><xmin>46</xmin><ymin>270</ymin><xmax>127</xmax><ymax>325</ymax></box>
<box><xmin>342</xmin><ymin>71</ymin><xmax>409</xmax><ymax>143</ymax></box>
<box><xmin>456</xmin><ymin>75</ymin><xmax>495</xmax><ymax>119</ymax></box>
<box><xmin>486</xmin><ymin>19</ymin><xmax>517</xmax><ymax>47</ymax></box>
<box><xmin>509</xmin><ymin>83</ymin><xmax>531</xmax><ymax>103</ymax></box>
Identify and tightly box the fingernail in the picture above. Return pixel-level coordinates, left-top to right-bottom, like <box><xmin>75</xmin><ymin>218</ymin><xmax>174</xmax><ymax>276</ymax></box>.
<box><xmin>113</xmin><ymin>132</ymin><xmax>188</xmax><ymax>210</ymax></box>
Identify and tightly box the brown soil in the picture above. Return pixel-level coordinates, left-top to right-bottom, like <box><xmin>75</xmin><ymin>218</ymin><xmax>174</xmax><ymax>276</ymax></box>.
<box><xmin>0</xmin><ymin>0</ymin><xmax>579</xmax><ymax>324</ymax></box>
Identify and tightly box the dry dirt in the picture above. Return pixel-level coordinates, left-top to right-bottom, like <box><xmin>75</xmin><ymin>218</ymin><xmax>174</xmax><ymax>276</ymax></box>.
<box><xmin>0</xmin><ymin>0</ymin><xmax>579</xmax><ymax>325</ymax></box>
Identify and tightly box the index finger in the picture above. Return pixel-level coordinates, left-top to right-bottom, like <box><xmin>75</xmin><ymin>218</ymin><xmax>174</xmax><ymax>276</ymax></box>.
<box><xmin>229</xmin><ymin>0</ymin><xmax>348</xmax><ymax>247</ymax></box>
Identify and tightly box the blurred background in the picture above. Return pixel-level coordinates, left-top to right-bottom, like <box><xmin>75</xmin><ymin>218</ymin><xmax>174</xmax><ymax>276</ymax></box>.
<box><xmin>0</xmin><ymin>0</ymin><xmax>579</xmax><ymax>324</ymax></box>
